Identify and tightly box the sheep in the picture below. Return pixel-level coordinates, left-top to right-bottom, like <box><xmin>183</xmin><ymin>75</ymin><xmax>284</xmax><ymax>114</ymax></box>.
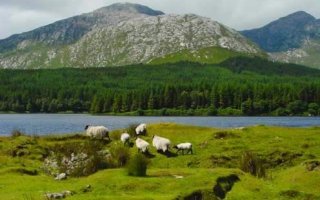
<box><xmin>120</xmin><ymin>133</ymin><xmax>130</xmax><ymax>145</ymax></box>
<box><xmin>135</xmin><ymin>123</ymin><xmax>147</xmax><ymax>136</ymax></box>
<box><xmin>173</xmin><ymin>143</ymin><xmax>193</xmax><ymax>155</ymax></box>
<box><xmin>84</xmin><ymin>125</ymin><xmax>110</xmax><ymax>140</ymax></box>
<box><xmin>135</xmin><ymin>138</ymin><xmax>149</xmax><ymax>153</ymax></box>
<box><xmin>152</xmin><ymin>135</ymin><xmax>171</xmax><ymax>153</ymax></box>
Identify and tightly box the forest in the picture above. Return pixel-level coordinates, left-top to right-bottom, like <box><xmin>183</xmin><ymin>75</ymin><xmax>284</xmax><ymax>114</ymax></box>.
<box><xmin>0</xmin><ymin>58</ymin><xmax>319</xmax><ymax>116</ymax></box>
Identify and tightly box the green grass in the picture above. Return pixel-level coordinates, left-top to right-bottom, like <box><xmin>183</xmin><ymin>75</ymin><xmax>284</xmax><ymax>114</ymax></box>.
<box><xmin>0</xmin><ymin>124</ymin><xmax>320</xmax><ymax>199</ymax></box>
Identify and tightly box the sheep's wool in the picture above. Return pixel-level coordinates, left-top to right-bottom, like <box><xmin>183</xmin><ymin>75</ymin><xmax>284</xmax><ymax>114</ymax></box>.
<box><xmin>136</xmin><ymin>138</ymin><xmax>149</xmax><ymax>152</ymax></box>
<box><xmin>86</xmin><ymin>126</ymin><xmax>109</xmax><ymax>139</ymax></box>
<box><xmin>152</xmin><ymin>135</ymin><xmax>171</xmax><ymax>152</ymax></box>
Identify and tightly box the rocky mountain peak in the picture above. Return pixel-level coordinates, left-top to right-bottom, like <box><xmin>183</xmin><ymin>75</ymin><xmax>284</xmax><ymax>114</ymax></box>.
<box><xmin>93</xmin><ymin>2</ymin><xmax>164</xmax><ymax>16</ymax></box>
<box><xmin>273</xmin><ymin>11</ymin><xmax>315</xmax><ymax>27</ymax></box>
<box><xmin>241</xmin><ymin>11</ymin><xmax>317</xmax><ymax>52</ymax></box>
<box><xmin>0</xmin><ymin>3</ymin><xmax>262</xmax><ymax>69</ymax></box>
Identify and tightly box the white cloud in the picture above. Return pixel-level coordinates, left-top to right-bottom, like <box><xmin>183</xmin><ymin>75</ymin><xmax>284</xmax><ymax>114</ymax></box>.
<box><xmin>0</xmin><ymin>0</ymin><xmax>319</xmax><ymax>39</ymax></box>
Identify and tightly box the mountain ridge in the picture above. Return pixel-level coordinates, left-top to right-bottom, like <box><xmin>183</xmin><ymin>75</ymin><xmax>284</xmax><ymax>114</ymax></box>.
<box><xmin>242</xmin><ymin>11</ymin><xmax>320</xmax><ymax>69</ymax></box>
<box><xmin>0</xmin><ymin>3</ymin><xmax>262</xmax><ymax>69</ymax></box>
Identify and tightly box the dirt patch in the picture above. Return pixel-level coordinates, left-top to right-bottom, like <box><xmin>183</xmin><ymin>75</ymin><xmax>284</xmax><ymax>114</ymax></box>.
<box><xmin>10</xmin><ymin>168</ymin><xmax>38</xmax><ymax>176</ymax></box>
<box><xmin>213</xmin><ymin>131</ymin><xmax>239</xmax><ymax>140</ymax></box>
<box><xmin>263</xmin><ymin>150</ymin><xmax>303</xmax><ymax>168</ymax></box>
<box><xmin>176</xmin><ymin>190</ymin><xmax>218</xmax><ymax>200</ymax></box>
<box><xmin>213</xmin><ymin>174</ymin><xmax>240</xmax><ymax>199</ymax></box>
<box><xmin>280</xmin><ymin>190</ymin><xmax>318</xmax><ymax>199</ymax></box>
<box><xmin>210</xmin><ymin>155</ymin><xmax>237</xmax><ymax>168</ymax></box>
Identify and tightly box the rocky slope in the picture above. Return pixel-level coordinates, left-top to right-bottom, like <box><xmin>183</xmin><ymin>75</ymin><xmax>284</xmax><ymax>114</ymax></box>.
<box><xmin>242</xmin><ymin>11</ymin><xmax>320</xmax><ymax>69</ymax></box>
<box><xmin>0</xmin><ymin>3</ymin><xmax>262</xmax><ymax>69</ymax></box>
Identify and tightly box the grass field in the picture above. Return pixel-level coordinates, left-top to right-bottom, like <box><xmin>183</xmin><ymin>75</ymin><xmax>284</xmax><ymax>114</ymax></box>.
<box><xmin>0</xmin><ymin>123</ymin><xmax>320</xmax><ymax>199</ymax></box>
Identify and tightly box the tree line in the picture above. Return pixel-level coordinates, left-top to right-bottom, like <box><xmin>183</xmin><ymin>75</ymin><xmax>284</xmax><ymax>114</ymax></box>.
<box><xmin>0</xmin><ymin>62</ymin><xmax>319</xmax><ymax>116</ymax></box>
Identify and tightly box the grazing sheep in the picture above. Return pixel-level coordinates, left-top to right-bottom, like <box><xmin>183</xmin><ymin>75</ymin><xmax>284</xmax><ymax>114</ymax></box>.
<box><xmin>135</xmin><ymin>138</ymin><xmax>149</xmax><ymax>153</ymax></box>
<box><xmin>84</xmin><ymin>125</ymin><xmax>110</xmax><ymax>140</ymax></box>
<box><xmin>173</xmin><ymin>143</ymin><xmax>193</xmax><ymax>155</ymax></box>
<box><xmin>152</xmin><ymin>135</ymin><xmax>171</xmax><ymax>153</ymax></box>
<box><xmin>121</xmin><ymin>133</ymin><xmax>130</xmax><ymax>145</ymax></box>
<box><xmin>135</xmin><ymin>123</ymin><xmax>147</xmax><ymax>136</ymax></box>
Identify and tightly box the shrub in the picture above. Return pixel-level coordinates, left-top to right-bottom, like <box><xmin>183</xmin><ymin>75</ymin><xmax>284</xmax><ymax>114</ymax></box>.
<box><xmin>11</xmin><ymin>129</ymin><xmax>25</xmax><ymax>137</ymax></box>
<box><xmin>239</xmin><ymin>151</ymin><xmax>266</xmax><ymax>178</ymax></box>
<box><xmin>213</xmin><ymin>131</ymin><xmax>238</xmax><ymax>139</ymax></box>
<box><xmin>126</xmin><ymin>123</ymin><xmax>139</xmax><ymax>137</ymax></box>
<box><xmin>127</xmin><ymin>153</ymin><xmax>149</xmax><ymax>177</ymax></box>
<box><xmin>110</xmin><ymin>130</ymin><xmax>122</xmax><ymax>141</ymax></box>
<box><xmin>110</xmin><ymin>142</ymin><xmax>130</xmax><ymax>167</ymax></box>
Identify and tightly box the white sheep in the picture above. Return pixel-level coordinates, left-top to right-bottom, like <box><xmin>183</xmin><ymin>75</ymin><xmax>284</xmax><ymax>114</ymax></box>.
<box><xmin>173</xmin><ymin>143</ymin><xmax>193</xmax><ymax>155</ymax></box>
<box><xmin>84</xmin><ymin>125</ymin><xmax>110</xmax><ymax>140</ymax></box>
<box><xmin>152</xmin><ymin>135</ymin><xmax>171</xmax><ymax>153</ymax></box>
<box><xmin>135</xmin><ymin>123</ymin><xmax>147</xmax><ymax>136</ymax></box>
<box><xmin>121</xmin><ymin>133</ymin><xmax>130</xmax><ymax>145</ymax></box>
<box><xmin>135</xmin><ymin>138</ymin><xmax>149</xmax><ymax>153</ymax></box>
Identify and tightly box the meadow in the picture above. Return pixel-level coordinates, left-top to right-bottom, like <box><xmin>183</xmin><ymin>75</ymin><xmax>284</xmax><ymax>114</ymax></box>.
<box><xmin>0</xmin><ymin>123</ymin><xmax>320</xmax><ymax>199</ymax></box>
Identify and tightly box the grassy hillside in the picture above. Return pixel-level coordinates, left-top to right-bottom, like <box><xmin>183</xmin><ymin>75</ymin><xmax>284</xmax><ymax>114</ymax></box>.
<box><xmin>0</xmin><ymin>124</ymin><xmax>320</xmax><ymax>199</ymax></box>
<box><xmin>270</xmin><ymin>39</ymin><xmax>320</xmax><ymax>70</ymax></box>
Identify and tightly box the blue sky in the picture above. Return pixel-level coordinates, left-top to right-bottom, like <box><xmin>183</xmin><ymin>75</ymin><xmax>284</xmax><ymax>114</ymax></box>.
<box><xmin>1</xmin><ymin>0</ymin><xmax>319</xmax><ymax>39</ymax></box>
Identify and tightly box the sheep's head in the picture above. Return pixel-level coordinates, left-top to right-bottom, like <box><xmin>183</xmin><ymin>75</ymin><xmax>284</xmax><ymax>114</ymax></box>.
<box><xmin>84</xmin><ymin>125</ymin><xmax>90</xmax><ymax>130</ymax></box>
<box><xmin>173</xmin><ymin>145</ymin><xmax>178</xmax><ymax>149</ymax></box>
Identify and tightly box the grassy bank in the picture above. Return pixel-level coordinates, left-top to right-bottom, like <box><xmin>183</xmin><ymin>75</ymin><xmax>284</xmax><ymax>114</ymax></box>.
<box><xmin>0</xmin><ymin>124</ymin><xmax>320</xmax><ymax>199</ymax></box>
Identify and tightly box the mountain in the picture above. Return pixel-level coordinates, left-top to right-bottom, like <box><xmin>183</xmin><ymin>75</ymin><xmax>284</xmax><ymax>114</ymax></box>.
<box><xmin>242</xmin><ymin>11</ymin><xmax>320</xmax><ymax>69</ymax></box>
<box><xmin>0</xmin><ymin>3</ymin><xmax>263</xmax><ymax>69</ymax></box>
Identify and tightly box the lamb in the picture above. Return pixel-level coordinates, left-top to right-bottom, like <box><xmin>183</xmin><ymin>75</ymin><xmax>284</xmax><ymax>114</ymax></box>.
<box><xmin>135</xmin><ymin>123</ymin><xmax>147</xmax><ymax>136</ymax></box>
<box><xmin>84</xmin><ymin>125</ymin><xmax>110</xmax><ymax>140</ymax></box>
<box><xmin>120</xmin><ymin>133</ymin><xmax>130</xmax><ymax>145</ymax></box>
<box><xmin>173</xmin><ymin>143</ymin><xmax>193</xmax><ymax>155</ymax></box>
<box><xmin>152</xmin><ymin>135</ymin><xmax>171</xmax><ymax>153</ymax></box>
<box><xmin>135</xmin><ymin>138</ymin><xmax>149</xmax><ymax>153</ymax></box>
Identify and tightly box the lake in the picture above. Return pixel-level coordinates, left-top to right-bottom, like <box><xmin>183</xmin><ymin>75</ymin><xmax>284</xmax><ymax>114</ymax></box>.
<box><xmin>0</xmin><ymin>114</ymin><xmax>319</xmax><ymax>135</ymax></box>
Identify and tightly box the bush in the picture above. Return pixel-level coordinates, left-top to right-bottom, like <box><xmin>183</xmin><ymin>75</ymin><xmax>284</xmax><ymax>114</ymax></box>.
<box><xmin>110</xmin><ymin>142</ymin><xmax>130</xmax><ymax>167</ymax></box>
<box><xmin>126</xmin><ymin>124</ymin><xmax>139</xmax><ymax>137</ymax></box>
<box><xmin>127</xmin><ymin>153</ymin><xmax>149</xmax><ymax>177</ymax></box>
<box><xmin>11</xmin><ymin>129</ymin><xmax>25</xmax><ymax>137</ymax></box>
<box><xmin>239</xmin><ymin>151</ymin><xmax>266</xmax><ymax>178</ymax></box>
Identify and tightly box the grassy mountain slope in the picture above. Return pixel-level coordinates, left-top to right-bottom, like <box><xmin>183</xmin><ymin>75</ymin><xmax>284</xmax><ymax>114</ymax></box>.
<box><xmin>269</xmin><ymin>39</ymin><xmax>320</xmax><ymax>69</ymax></box>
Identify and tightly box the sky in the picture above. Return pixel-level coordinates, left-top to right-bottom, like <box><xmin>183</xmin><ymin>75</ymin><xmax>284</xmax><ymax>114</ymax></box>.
<box><xmin>1</xmin><ymin>0</ymin><xmax>320</xmax><ymax>39</ymax></box>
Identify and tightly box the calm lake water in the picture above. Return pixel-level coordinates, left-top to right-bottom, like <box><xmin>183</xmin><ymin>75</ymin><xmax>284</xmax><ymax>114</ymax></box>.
<box><xmin>0</xmin><ymin>114</ymin><xmax>319</xmax><ymax>135</ymax></box>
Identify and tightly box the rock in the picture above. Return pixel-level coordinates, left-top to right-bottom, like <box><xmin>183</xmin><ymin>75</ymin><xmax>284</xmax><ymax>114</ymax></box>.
<box><xmin>173</xmin><ymin>175</ymin><xmax>184</xmax><ymax>179</ymax></box>
<box><xmin>81</xmin><ymin>184</ymin><xmax>92</xmax><ymax>193</ymax></box>
<box><xmin>55</xmin><ymin>173</ymin><xmax>67</xmax><ymax>180</ymax></box>
<box><xmin>45</xmin><ymin>190</ymin><xmax>73</xmax><ymax>199</ymax></box>
<box><xmin>304</xmin><ymin>160</ymin><xmax>320</xmax><ymax>171</ymax></box>
<box><xmin>45</xmin><ymin>192</ymin><xmax>65</xmax><ymax>199</ymax></box>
